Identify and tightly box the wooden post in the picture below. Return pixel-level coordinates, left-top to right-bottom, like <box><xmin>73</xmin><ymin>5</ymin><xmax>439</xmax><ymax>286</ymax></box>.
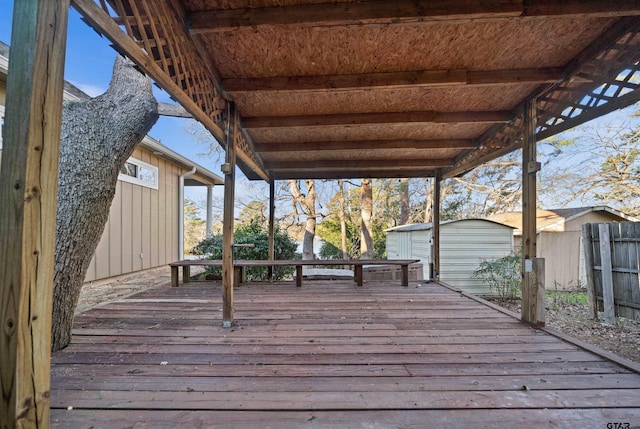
<box><xmin>598</xmin><ymin>224</ymin><xmax>616</xmax><ymax>325</ymax></box>
<box><xmin>0</xmin><ymin>1</ymin><xmax>69</xmax><ymax>428</ymax></box>
<box><xmin>268</xmin><ymin>180</ymin><xmax>275</xmax><ymax>282</ymax></box>
<box><xmin>521</xmin><ymin>99</ymin><xmax>543</xmax><ymax>325</ymax></box>
<box><xmin>581</xmin><ymin>223</ymin><xmax>599</xmax><ymax>320</ymax></box>
<box><xmin>222</xmin><ymin>103</ymin><xmax>237</xmax><ymax>327</ymax></box>
<box><xmin>432</xmin><ymin>174</ymin><xmax>441</xmax><ymax>281</ymax></box>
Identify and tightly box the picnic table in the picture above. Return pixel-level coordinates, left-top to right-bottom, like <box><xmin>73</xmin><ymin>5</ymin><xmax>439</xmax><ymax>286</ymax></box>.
<box><xmin>169</xmin><ymin>259</ymin><xmax>420</xmax><ymax>288</ymax></box>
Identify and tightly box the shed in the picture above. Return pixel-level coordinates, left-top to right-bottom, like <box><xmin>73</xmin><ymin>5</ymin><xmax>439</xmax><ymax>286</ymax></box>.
<box><xmin>489</xmin><ymin>206</ymin><xmax>639</xmax><ymax>290</ymax></box>
<box><xmin>386</xmin><ymin>219</ymin><xmax>514</xmax><ymax>296</ymax></box>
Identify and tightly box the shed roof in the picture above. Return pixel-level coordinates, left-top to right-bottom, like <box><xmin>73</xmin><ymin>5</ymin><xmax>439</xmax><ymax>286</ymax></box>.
<box><xmin>72</xmin><ymin>1</ymin><xmax>640</xmax><ymax>182</ymax></box>
<box><xmin>487</xmin><ymin>206</ymin><xmax>639</xmax><ymax>233</ymax></box>
<box><xmin>386</xmin><ymin>218</ymin><xmax>515</xmax><ymax>233</ymax></box>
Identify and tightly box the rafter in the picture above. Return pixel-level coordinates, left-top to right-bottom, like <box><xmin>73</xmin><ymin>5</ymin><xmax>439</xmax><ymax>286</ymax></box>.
<box><xmin>71</xmin><ymin>0</ymin><xmax>269</xmax><ymax>181</ymax></box>
<box><xmin>188</xmin><ymin>0</ymin><xmax>640</xmax><ymax>33</ymax></box>
<box><xmin>255</xmin><ymin>139</ymin><xmax>476</xmax><ymax>152</ymax></box>
<box><xmin>443</xmin><ymin>17</ymin><xmax>640</xmax><ymax>179</ymax></box>
<box><xmin>223</xmin><ymin>68</ymin><xmax>564</xmax><ymax>93</ymax></box>
<box><xmin>268</xmin><ymin>158</ymin><xmax>453</xmax><ymax>170</ymax></box>
<box><xmin>271</xmin><ymin>169</ymin><xmax>439</xmax><ymax>180</ymax></box>
<box><xmin>243</xmin><ymin>111</ymin><xmax>513</xmax><ymax>129</ymax></box>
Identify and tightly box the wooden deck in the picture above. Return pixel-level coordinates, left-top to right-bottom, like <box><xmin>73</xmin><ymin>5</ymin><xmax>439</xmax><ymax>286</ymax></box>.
<box><xmin>51</xmin><ymin>279</ymin><xmax>640</xmax><ymax>428</ymax></box>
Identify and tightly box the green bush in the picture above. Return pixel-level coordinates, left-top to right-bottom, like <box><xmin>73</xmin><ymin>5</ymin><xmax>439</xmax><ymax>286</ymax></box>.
<box><xmin>192</xmin><ymin>220</ymin><xmax>298</xmax><ymax>281</ymax></box>
<box><xmin>472</xmin><ymin>252</ymin><xmax>522</xmax><ymax>299</ymax></box>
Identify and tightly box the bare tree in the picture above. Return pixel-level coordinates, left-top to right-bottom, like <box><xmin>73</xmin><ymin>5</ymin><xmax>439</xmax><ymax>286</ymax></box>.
<box><xmin>288</xmin><ymin>179</ymin><xmax>318</xmax><ymax>260</ymax></box>
<box><xmin>360</xmin><ymin>179</ymin><xmax>374</xmax><ymax>258</ymax></box>
<box><xmin>338</xmin><ymin>179</ymin><xmax>349</xmax><ymax>259</ymax></box>
<box><xmin>52</xmin><ymin>56</ymin><xmax>158</xmax><ymax>351</ymax></box>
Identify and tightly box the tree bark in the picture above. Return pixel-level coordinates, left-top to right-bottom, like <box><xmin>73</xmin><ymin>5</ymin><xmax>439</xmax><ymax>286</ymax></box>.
<box><xmin>288</xmin><ymin>179</ymin><xmax>317</xmax><ymax>260</ymax></box>
<box><xmin>51</xmin><ymin>56</ymin><xmax>158</xmax><ymax>351</ymax></box>
<box><xmin>360</xmin><ymin>179</ymin><xmax>374</xmax><ymax>259</ymax></box>
<box><xmin>399</xmin><ymin>178</ymin><xmax>409</xmax><ymax>225</ymax></box>
<box><xmin>338</xmin><ymin>179</ymin><xmax>349</xmax><ymax>259</ymax></box>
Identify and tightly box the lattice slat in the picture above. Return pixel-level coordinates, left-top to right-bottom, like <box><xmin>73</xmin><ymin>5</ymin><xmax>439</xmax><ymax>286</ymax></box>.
<box><xmin>101</xmin><ymin>0</ymin><xmax>265</xmax><ymax>177</ymax></box>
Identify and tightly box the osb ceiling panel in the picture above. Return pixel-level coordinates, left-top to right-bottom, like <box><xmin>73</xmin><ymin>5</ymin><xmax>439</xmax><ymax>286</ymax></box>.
<box><xmin>92</xmin><ymin>0</ymin><xmax>640</xmax><ymax>180</ymax></box>
<box><xmin>248</xmin><ymin>123</ymin><xmax>493</xmax><ymax>143</ymax></box>
<box><xmin>230</xmin><ymin>84</ymin><xmax>539</xmax><ymax>117</ymax></box>
<box><xmin>202</xmin><ymin>18</ymin><xmax>614</xmax><ymax>78</ymax></box>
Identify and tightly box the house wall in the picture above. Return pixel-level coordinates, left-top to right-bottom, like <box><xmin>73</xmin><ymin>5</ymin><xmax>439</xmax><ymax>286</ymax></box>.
<box><xmin>540</xmin><ymin>211</ymin><xmax>626</xmax><ymax>290</ymax></box>
<box><xmin>84</xmin><ymin>145</ymin><xmax>181</xmax><ymax>282</ymax></box>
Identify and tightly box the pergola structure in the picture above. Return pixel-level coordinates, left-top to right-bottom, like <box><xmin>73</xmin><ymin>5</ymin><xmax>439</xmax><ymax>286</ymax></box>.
<box><xmin>2</xmin><ymin>1</ymin><xmax>640</xmax><ymax>427</ymax></box>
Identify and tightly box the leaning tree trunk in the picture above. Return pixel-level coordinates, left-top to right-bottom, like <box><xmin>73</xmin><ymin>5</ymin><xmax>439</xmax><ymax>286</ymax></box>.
<box><xmin>51</xmin><ymin>56</ymin><xmax>158</xmax><ymax>351</ymax></box>
<box><xmin>288</xmin><ymin>179</ymin><xmax>317</xmax><ymax>260</ymax></box>
<box><xmin>360</xmin><ymin>179</ymin><xmax>374</xmax><ymax>259</ymax></box>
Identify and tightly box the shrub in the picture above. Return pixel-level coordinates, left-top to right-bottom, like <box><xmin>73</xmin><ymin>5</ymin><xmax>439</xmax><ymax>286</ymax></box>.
<box><xmin>472</xmin><ymin>252</ymin><xmax>522</xmax><ymax>299</ymax></box>
<box><xmin>192</xmin><ymin>220</ymin><xmax>298</xmax><ymax>281</ymax></box>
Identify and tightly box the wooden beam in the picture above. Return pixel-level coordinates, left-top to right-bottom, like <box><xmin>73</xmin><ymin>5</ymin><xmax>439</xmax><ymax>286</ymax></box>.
<box><xmin>158</xmin><ymin>102</ymin><xmax>193</xmax><ymax>118</ymax></box>
<box><xmin>188</xmin><ymin>0</ymin><xmax>522</xmax><ymax>32</ymax></box>
<box><xmin>71</xmin><ymin>0</ymin><xmax>269</xmax><ymax>182</ymax></box>
<box><xmin>523</xmin><ymin>0</ymin><xmax>640</xmax><ymax>18</ymax></box>
<box><xmin>444</xmin><ymin>18</ymin><xmax>640</xmax><ymax>179</ymax></box>
<box><xmin>188</xmin><ymin>0</ymin><xmax>640</xmax><ymax>32</ymax></box>
<box><xmin>0</xmin><ymin>1</ymin><xmax>69</xmax><ymax>428</ymax></box>
<box><xmin>223</xmin><ymin>68</ymin><xmax>563</xmax><ymax>93</ymax></box>
<box><xmin>243</xmin><ymin>111</ymin><xmax>513</xmax><ymax>129</ymax></box>
<box><xmin>255</xmin><ymin>139</ymin><xmax>476</xmax><ymax>152</ymax></box>
<box><xmin>221</xmin><ymin>103</ymin><xmax>237</xmax><ymax>327</ymax></box>
<box><xmin>268</xmin><ymin>158</ymin><xmax>454</xmax><ymax>170</ymax></box>
<box><xmin>271</xmin><ymin>169</ymin><xmax>438</xmax><ymax>180</ymax></box>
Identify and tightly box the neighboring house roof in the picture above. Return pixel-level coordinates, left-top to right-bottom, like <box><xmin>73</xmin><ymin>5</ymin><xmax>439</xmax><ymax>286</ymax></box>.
<box><xmin>487</xmin><ymin>206</ymin><xmax>638</xmax><ymax>235</ymax></box>
<box><xmin>0</xmin><ymin>40</ymin><xmax>222</xmax><ymax>187</ymax></box>
<box><xmin>386</xmin><ymin>218</ymin><xmax>515</xmax><ymax>233</ymax></box>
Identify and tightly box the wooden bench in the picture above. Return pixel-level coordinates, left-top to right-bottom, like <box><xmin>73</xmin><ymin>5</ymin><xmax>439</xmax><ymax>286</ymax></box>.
<box><xmin>169</xmin><ymin>259</ymin><xmax>420</xmax><ymax>288</ymax></box>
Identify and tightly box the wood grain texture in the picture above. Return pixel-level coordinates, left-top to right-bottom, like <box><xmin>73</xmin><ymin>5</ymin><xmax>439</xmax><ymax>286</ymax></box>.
<box><xmin>0</xmin><ymin>1</ymin><xmax>69</xmax><ymax>427</ymax></box>
<box><xmin>49</xmin><ymin>277</ymin><xmax>640</xmax><ymax>428</ymax></box>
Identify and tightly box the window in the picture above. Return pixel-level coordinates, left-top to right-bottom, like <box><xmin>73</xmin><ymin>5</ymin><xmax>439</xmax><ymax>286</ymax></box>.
<box><xmin>118</xmin><ymin>157</ymin><xmax>158</xmax><ymax>189</ymax></box>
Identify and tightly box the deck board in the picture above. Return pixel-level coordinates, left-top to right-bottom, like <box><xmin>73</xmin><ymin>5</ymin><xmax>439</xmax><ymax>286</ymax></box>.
<box><xmin>51</xmin><ymin>279</ymin><xmax>640</xmax><ymax>428</ymax></box>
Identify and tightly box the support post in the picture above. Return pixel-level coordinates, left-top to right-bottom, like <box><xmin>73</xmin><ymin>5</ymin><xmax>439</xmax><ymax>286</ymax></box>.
<box><xmin>432</xmin><ymin>174</ymin><xmax>441</xmax><ymax>281</ymax></box>
<box><xmin>0</xmin><ymin>1</ymin><xmax>69</xmax><ymax>427</ymax></box>
<box><xmin>222</xmin><ymin>103</ymin><xmax>237</xmax><ymax>327</ymax></box>
<box><xmin>268</xmin><ymin>180</ymin><xmax>275</xmax><ymax>282</ymax></box>
<box><xmin>206</xmin><ymin>185</ymin><xmax>213</xmax><ymax>238</ymax></box>
<box><xmin>521</xmin><ymin>99</ymin><xmax>544</xmax><ymax>326</ymax></box>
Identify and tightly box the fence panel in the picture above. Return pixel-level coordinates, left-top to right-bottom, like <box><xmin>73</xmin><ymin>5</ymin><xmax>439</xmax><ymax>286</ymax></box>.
<box><xmin>582</xmin><ymin>222</ymin><xmax>640</xmax><ymax>321</ymax></box>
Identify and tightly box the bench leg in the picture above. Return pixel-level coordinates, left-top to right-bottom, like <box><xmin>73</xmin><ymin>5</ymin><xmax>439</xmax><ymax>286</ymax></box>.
<box><xmin>296</xmin><ymin>265</ymin><xmax>302</xmax><ymax>287</ymax></box>
<box><xmin>171</xmin><ymin>266</ymin><xmax>179</xmax><ymax>287</ymax></box>
<box><xmin>183</xmin><ymin>266</ymin><xmax>191</xmax><ymax>284</ymax></box>
<box><xmin>401</xmin><ymin>264</ymin><xmax>409</xmax><ymax>287</ymax></box>
<box><xmin>234</xmin><ymin>266</ymin><xmax>242</xmax><ymax>288</ymax></box>
<box><xmin>354</xmin><ymin>265</ymin><xmax>363</xmax><ymax>286</ymax></box>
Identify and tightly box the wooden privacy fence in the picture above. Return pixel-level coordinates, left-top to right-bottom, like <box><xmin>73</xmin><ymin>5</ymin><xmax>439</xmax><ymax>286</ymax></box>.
<box><xmin>582</xmin><ymin>222</ymin><xmax>640</xmax><ymax>322</ymax></box>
